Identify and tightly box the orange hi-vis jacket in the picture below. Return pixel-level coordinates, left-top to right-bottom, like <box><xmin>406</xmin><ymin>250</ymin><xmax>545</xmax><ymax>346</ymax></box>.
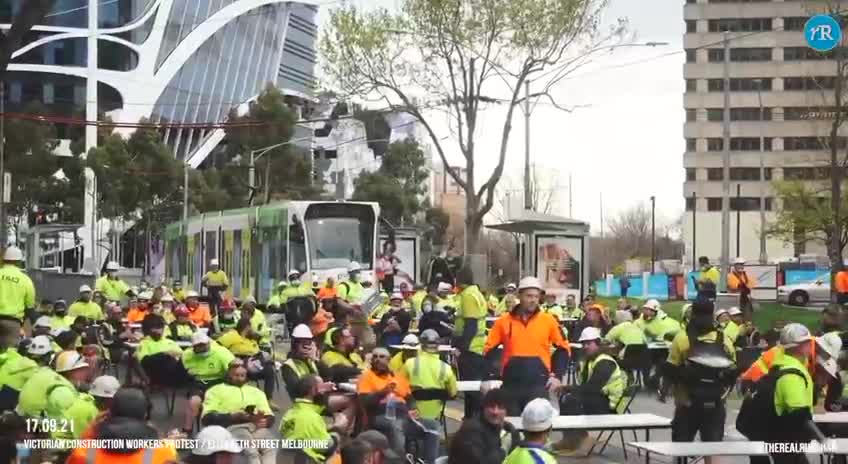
<box><xmin>836</xmin><ymin>271</ymin><xmax>848</xmax><ymax>294</ymax></box>
<box><xmin>484</xmin><ymin>308</ymin><xmax>571</xmax><ymax>375</ymax></box>
<box><xmin>728</xmin><ymin>271</ymin><xmax>756</xmax><ymax>293</ymax></box>
<box><xmin>741</xmin><ymin>341</ymin><xmax>816</xmax><ymax>382</ymax></box>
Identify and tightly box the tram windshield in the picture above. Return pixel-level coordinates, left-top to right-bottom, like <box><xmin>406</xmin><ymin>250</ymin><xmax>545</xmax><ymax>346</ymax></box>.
<box><xmin>304</xmin><ymin>203</ymin><xmax>376</xmax><ymax>270</ymax></box>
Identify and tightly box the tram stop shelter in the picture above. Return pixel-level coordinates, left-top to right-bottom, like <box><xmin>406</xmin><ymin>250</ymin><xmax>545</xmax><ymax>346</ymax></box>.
<box><xmin>24</xmin><ymin>223</ymin><xmax>95</xmax><ymax>301</ymax></box>
<box><xmin>486</xmin><ymin>211</ymin><xmax>590</xmax><ymax>301</ymax></box>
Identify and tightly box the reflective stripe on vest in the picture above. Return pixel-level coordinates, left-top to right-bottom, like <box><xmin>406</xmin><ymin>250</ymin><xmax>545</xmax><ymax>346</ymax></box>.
<box><xmin>527</xmin><ymin>449</ymin><xmax>547</xmax><ymax>464</ymax></box>
<box><xmin>284</xmin><ymin>358</ymin><xmax>317</xmax><ymax>378</ymax></box>
<box><xmin>412</xmin><ymin>354</ymin><xmax>446</xmax><ymax>383</ymax></box>
<box><xmin>587</xmin><ymin>353</ymin><xmax>626</xmax><ymax>411</ymax></box>
<box><xmin>87</xmin><ymin>448</ymin><xmax>155</xmax><ymax>464</ymax></box>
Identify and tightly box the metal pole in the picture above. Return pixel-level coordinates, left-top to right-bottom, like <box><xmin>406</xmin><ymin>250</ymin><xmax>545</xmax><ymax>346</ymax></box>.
<box><xmin>568</xmin><ymin>172</ymin><xmax>573</xmax><ymax>217</ymax></box>
<box><xmin>757</xmin><ymin>81</ymin><xmax>767</xmax><ymax>264</ymax></box>
<box><xmin>651</xmin><ymin>196</ymin><xmax>656</xmax><ymax>274</ymax></box>
<box><xmin>719</xmin><ymin>31</ymin><xmax>731</xmax><ymax>292</ymax></box>
<box><xmin>0</xmin><ymin>80</ymin><xmax>5</xmax><ymax>248</ymax></box>
<box><xmin>248</xmin><ymin>151</ymin><xmax>255</xmax><ymax>206</ymax></box>
<box><xmin>183</xmin><ymin>163</ymin><xmax>189</xmax><ymax>223</ymax></box>
<box><xmin>523</xmin><ymin>80</ymin><xmax>532</xmax><ymax>211</ymax></box>
<box><xmin>692</xmin><ymin>192</ymin><xmax>697</xmax><ymax>272</ymax></box>
<box><xmin>736</xmin><ymin>183</ymin><xmax>741</xmax><ymax>258</ymax></box>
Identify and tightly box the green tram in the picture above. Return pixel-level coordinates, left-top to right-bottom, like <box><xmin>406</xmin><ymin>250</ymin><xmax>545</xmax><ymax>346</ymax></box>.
<box><xmin>164</xmin><ymin>201</ymin><xmax>381</xmax><ymax>303</ymax></box>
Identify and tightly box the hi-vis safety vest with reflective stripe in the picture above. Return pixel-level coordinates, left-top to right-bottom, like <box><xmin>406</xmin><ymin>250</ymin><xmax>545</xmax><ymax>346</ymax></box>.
<box><xmin>584</xmin><ymin>353</ymin><xmax>627</xmax><ymax>411</ymax></box>
<box><xmin>455</xmin><ymin>285</ymin><xmax>488</xmax><ymax>355</ymax></box>
<box><xmin>283</xmin><ymin>358</ymin><xmax>318</xmax><ymax>379</ymax></box>
<box><xmin>0</xmin><ymin>264</ymin><xmax>35</xmax><ymax>320</ymax></box>
<box><xmin>503</xmin><ymin>445</ymin><xmax>557</xmax><ymax>464</ymax></box>
<box><xmin>742</xmin><ymin>342</ymin><xmax>816</xmax><ymax>383</ymax></box>
<box><xmin>16</xmin><ymin>367</ymin><xmax>75</xmax><ymax>417</ymax></box>
<box><xmin>339</xmin><ymin>280</ymin><xmax>364</xmax><ymax>303</ymax></box>
<box><xmin>407</xmin><ymin>352</ymin><xmax>451</xmax><ymax>420</ymax></box>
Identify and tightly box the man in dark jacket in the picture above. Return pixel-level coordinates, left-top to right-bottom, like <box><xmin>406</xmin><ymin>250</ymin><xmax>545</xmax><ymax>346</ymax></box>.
<box><xmin>448</xmin><ymin>387</ymin><xmax>520</xmax><ymax>464</ymax></box>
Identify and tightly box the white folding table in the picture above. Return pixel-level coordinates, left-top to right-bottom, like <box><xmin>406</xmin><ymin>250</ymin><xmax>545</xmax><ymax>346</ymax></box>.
<box><xmin>815</xmin><ymin>412</ymin><xmax>848</xmax><ymax>424</ymax></box>
<box><xmin>507</xmin><ymin>413</ymin><xmax>672</xmax><ymax>464</ymax></box>
<box><xmin>629</xmin><ymin>441</ymin><xmax>772</xmax><ymax>464</ymax></box>
<box><xmin>390</xmin><ymin>344</ymin><xmax>453</xmax><ymax>352</ymax></box>
<box><xmin>457</xmin><ymin>380</ymin><xmax>502</xmax><ymax>392</ymax></box>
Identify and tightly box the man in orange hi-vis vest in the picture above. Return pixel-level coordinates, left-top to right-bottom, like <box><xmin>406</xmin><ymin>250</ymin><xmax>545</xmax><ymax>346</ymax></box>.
<box><xmin>740</xmin><ymin>339</ymin><xmax>817</xmax><ymax>388</ymax></box>
<box><xmin>835</xmin><ymin>269</ymin><xmax>848</xmax><ymax>305</ymax></box>
<box><xmin>727</xmin><ymin>257</ymin><xmax>756</xmax><ymax>320</ymax></box>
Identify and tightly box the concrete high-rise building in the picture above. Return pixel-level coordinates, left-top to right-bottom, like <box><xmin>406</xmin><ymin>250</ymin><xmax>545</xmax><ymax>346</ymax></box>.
<box><xmin>682</xmin><ymin>1</ymin><xmax>835</xmax><ymax>264</ymax></box>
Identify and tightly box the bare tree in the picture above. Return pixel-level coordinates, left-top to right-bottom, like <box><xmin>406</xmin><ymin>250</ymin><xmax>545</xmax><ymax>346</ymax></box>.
<box><xmin>492</xmin><ymin>164</ymin><xmax>562</xmax><ymax>223</ymax></box>
<box><xmin>606</xmin><ymin>203</ymin><xmax>652</xmax><ymax>258</ymax></box>
<box><xmin>321</xmin><ymin>0</ymin><xmax>627</xmax><ymax>253</ymax></box>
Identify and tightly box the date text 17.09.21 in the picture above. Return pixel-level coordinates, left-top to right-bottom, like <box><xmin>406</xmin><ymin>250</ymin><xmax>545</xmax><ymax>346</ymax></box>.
<box><xmin>25</xmin><ymin>418</ymin><xmax>74</xmax><ymax>434</ymax></box>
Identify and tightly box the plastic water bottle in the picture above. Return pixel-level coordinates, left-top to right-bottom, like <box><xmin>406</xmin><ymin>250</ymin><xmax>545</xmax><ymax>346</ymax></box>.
<box><xmin>385</xmin><ymin>393</ymin><xmax>397</xmax><ymax>420</ymax></box>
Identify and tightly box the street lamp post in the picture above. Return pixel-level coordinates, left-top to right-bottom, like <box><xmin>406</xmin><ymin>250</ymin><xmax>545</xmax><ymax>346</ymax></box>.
<box><xmin>755</xmin><ymin>79</ymin><xmax>768</xmax><ymax>264</ymax></box>
<box><xmin>650</xmin><ymin>195</ymin><xmax>656</xmax><ymax>274</ymax></box>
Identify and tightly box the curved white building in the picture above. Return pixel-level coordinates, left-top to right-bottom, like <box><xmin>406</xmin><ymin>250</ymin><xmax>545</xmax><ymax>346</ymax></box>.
<box><xmin>2</xmin><ymin>0</ymin><xmax>317</xmax><ymax>166</ymax></box>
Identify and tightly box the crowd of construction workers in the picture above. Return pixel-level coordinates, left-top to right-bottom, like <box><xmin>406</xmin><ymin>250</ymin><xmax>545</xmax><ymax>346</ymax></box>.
<box><xmin>1</xmin><ymin>248</ymin><xmax>848</xmax><ymax>464</ymax></box>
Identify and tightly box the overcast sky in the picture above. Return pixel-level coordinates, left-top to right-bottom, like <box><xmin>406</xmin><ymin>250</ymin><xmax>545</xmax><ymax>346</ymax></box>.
<box><xmin>318</xmin><ymin>0</ymin><xmax>685</xmax><ymax>232</ymax></box>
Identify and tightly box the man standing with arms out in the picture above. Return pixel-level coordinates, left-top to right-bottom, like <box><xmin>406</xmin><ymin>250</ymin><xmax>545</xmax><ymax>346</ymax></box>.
<box><xmin>728</xmin><ymin>257</ymin><xmax>757</xmax><ymax>319</ymax></box>
<box><xmin>484</xmin><ymin>277</ymin><xmax>571</xmax><ymax>415</ymax></box>
<box><xmin>95</xmin><ymin>261</ymin><xmax>131</xmax><ymax>303</ymax></box>
<box><xmin>0</xmin><ymin>246</ymin><xmax>34</xmax><ymax>346</ymax></box>
<box><xmin>202</xmin><ymin>258</ymin><xmax>229</xmax><ymax>316</ymax></box>
<box><xmin>695</xmin><ymin>256</ymin><xmax>720</xmax><ymax>301</ymax></box>
<box><xmin>453</xmin><ymin>266</ymin><xmax>488</xmax><ymax>418</ymax></box>
<box><xmin>69</xmin><ymin>285</ymin><xmax>104</xmax><ymax>322</ymax></box>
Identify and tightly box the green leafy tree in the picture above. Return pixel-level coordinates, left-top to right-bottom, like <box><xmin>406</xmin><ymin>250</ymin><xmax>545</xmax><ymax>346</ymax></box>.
<box><xmin>322</xmin><ymin>0</ymin><xmax>625</xmax><ymax>252</ymax></box>
<box><xmin>767</xmin><ymin>180</ymin><xmax>848</xmax><ymax>259</ymax></box>
<box><xmin>352</xmin><ymin>138</ymin><xmax>429</xmax><ymax>224</ymax></box>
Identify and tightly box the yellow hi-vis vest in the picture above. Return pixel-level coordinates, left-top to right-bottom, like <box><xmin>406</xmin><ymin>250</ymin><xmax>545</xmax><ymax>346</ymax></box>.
<box><xmin>584</xmin><ymin>353</ymin><xmax>627</xmax><ymax>412</ymax></box>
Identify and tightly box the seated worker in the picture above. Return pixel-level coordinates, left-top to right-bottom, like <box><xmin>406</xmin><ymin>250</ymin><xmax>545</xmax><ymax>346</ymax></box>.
<box><xmin>0</xmin><ymin>335</ymin><xmax>53</xmax><ymax>410</ymax></box>
<box><xmin>280</xmin><ymin>374</ymin><xmax>348</xmax><ymax>463</ymax></box>
<box><xmin>212</xmin><ymin>298</ymin><xmax>240</xmax><ymax>335</ymax></box>
<box><xmin>436</xmin><ymin>282</ymin><xmax>459</xmax><ymax>310</ymax></box>
<box><xmin>69</xmin><ymin>285</ymin><xmax>104</xmax><ymax>322</ymax></box>
<box><xmin>99</xmin><ymin>303</ymin><xmax>134</xmax><ymax>363</ymax></box>
<box><xmin>17</xmin><ymin>351</ymin><xmax>98</xmax><ymax>439</ymax></box>
<box><xmin>563</xmin><ymin>294</ymin><xmax>584</xmax><ymax>320</ymax></box>
<box><xmin>321</xmin><ymin>326</ymin><xmax>366</xmax><ymax>384</ymax></box>
<box><xmin>50</xmin><ymin>300</ymin><xmax>75</xmax><ymax>330</ymax></box>
<box><xmin>202</xmin><ymin>361</ymin><xmax>277</xmax><ymax>464</ymax></box>
<box><xmin>418</xmin><ymin>296</ymin><xmax>453</xmax><ymax>339</ymax></box>
<box><xmin>402</xmin><ymin>329</ymin><xmax>458</xmax><ymax>424</ymax></box>
<box><xmin>390</xmin><ymin>334</ymin><xmax>419</xmax><ymax>374</ymax></box>
<box><xmin>185</xmin><ymin>426</ymin><xmax>244</xmax><ymax>464</ymax></box>
<box><xmin>310</xmin><ymin>298</ymin><xmax>335</xmax><ymax>343</ymax></box>
<box><xmin>240</xmin><ymin>296</ymin><xmax>271</xmax><ymax>346</ymax></box>
<box><xmin>503</xmin><ymin>398</ymin><xmax>559</xmax><ymax>464</ymax></box>
<box><xmin>79</xmin><ymin>375</ymin><xmax>121</xmax><ymax>440</ymax></box>
<box><xmin>126</xmin><ymin>296</ymin><xmax>150</xmax><ymax>323</ymax></box>
<box><xmin>135</xmin><ymin>314</ymin><xmax>189</xmax><ymax>387</ymax></box>
<box><xmin>371</xmin><ymin>291</ymin><xmax>391</xmax><ymax>320</ymax></box>
<box><xmin>168</xmin><ymin>304</ymin><xmax>198</xmax><ymax>342</ymax></box>
<box><xmin>541</xmin><ymin>291</ymin><xmax>565</xmax><ymax>322</ymax></box>
<box><xmin>31</xmin><ymin>316</ymin><xmax>53</xmax><ymax>339</ymax></box>
<box><xmin>715</xmin><ymin>308</ymin><xmax>740</xmax><ymax>344</ymax></box>
<box><xmin>181</xmin><ymin>331</ymin><xmax>235</xmax><ymax>436</ymax></box>
<box><xmin>357</xmin><ymin>347</ymin><xmax>440</xmax><ymax>464</ymax></box>
<box><xmin>741</xmin><ymin>324</ymin><xmax>820</xmax><ymax>386</ymax></box>
<box><xmin>570</xmin><ymin>304</ymin><xmax>610</xmax><ymax>343</ymax></box>
<box><xmin>448</xmin><ymin>386</ymin><xmax>520</xmax><ymax>464</ymax></box>
<box><xmin>159</xmin><ymin>294</ymin><xmax>176</xmax><ymax>323</ymax></box>
<box><xmin>217</xmin><ymin>318</ymin><xmax>277</xmax><ymax>407</ymax></box>
<box><xmin>605</xmin><ymin>310</ymin><xmax>647</xmax><ymax>348</ymax></box>
<box><xmin>185</xmin><ymin>291</ymin><xmax>212</xmax><ymax>328</ymax></box>
<box><xmin>639</xmin><ymin>299</ymin><xmax>681</xmax><ymax>341</ymax></box>
<box><xmin>378</xmin><ymin>293</ymin><xmax>412</xmax><ymax>347</ymax></box>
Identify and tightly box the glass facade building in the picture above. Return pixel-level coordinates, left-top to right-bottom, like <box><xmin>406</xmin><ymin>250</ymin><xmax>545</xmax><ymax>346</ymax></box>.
<box><xmin>1</xmin><ymin>0</ymin><xmax>317</xmax><ymax>163</ymax></box>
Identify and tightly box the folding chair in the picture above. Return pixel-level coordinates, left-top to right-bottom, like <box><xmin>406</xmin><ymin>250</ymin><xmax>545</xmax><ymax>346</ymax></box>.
<box><xmin>411</xmin><ymin>388</ymin><xmax>451</xmax><ymax>441</ymax></box>
<box><xmin>589</xmin><ymin>383</ymin><xmax>640</xmax><ymax>460</ymax></box>
<box><xmin>619</xmin><ymin>344</ymin><xmax>650</xmax><ymax>388</ymax></box>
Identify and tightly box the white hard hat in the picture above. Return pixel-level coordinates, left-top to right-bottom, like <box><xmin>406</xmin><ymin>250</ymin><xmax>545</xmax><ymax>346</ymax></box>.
<box><xmin>780</xmin><ymin>323</ymin><xmax>812</xmax><ymax>348</ymax></box>
<box><xmin>105</xmin><ymin>261</ymin><xmax>120</xmax><ymax>271</ymax></box>
<box><xmin>33</xmin><ymin>316</ymin><xmax>51</xmax><ymax>329</ymax></box>
<box><xmin>390</xmin><ymin>292</ymin><xmax>404</xmax><ymax>301</ymax></box>
<box><xmin>436</xmin><ymin>282</ymin><xmax>452</xmax><ymax>292</ymax></box>
<box><xmin>192</xmin><ymin>426</ymin><xmax>242</xmax><ymax>456</ymax></box>
<box><xmin>185</xmin><ymin>290</ymin><xmax>199</xmax><ymax>298</ymax></box>
<box><xmin>401</xmin><ymin>334</ymin><xmax>420</xmax><ymax>346</ymax></box>
<box><xmin>728</xmin><ymin>307</ymin><xmax>743</xmax><ymax>316</ymax></box>
<box><xmin>209</xmin><ymin>258</ymin><xmax>219</xmax><ymax>266</ymax></box>
<box><xmin>288</xmin><ymin>270</ymin><xmax>301</xmax><ymax>278</ymax></box>
<box><xmin>54</xmin><ymin>351</ymin><xmax>89</xmax><ymax>373</ymax></box>
<box><xmin>79</xmin><ymin>285</ymin><xmax>92</xmax><ymax>293</ymax></box>
<box><xmin>191</xmin><ymin>331</ymin><xmax>211</xmax><ymax>346</ymax></box>
<box><xmin>818</xmin><ymin>357</ymin><xmax>839</xmax><ymax>378</ymax></box>
<box><xmin>420</xmin><ymin>329</ymin><xmax>440</xmax><ymax>345</ymax></box>
<box><xmin>578</xmin><ymin>327</ymin><xmax>603</xmax><ymax>342</ymax></box>
<box><xmin>521</xmin><ymin>398</ymin><xmax>556</xmax><ymax>432</ymax></box>
<box><xmin>3</xmin><ymin>246</ymin><xmax>23</xmax><ymax>261</ymax></box>
<box><xmin>518</xmin><ymin>276</ymin><xmax>543</xmax><ymax>291</ymax></box>
<box><xmin>505</xmin><ymin>283</ymin><xmax>517</xmax><ymax>290</ymax></box>
<box><xmin>89</xmin><ymin>375</ymin><xmax>120</xmax><ymax>398</ymax></box>
<box><xmin>715</xmin><ymin>309</ymin><xmax>729</xmax><ymax>319</ymax></box>
<box><xmin>733</xmin><ymin>257</ymin><xmax>746</xmax><ymax>265</ymax></box>
<box><xmin>642</xmin><ymin>299</ymin><xmax>661</xmax><ymax>311</ymax></box>
<box><xmin>27</xmin><ymin>335</ymin><xmax>52</xmax><ymax>356</ymax></box>
<box><xmin>348</xmin><ymin>261</ymin><xmax>362</xmax><ymax>272</ymax></box>
<box><xmin>817</xmin><ymin>332</ymin><xmax>843</xmax><ymax>359</ymax></box>
<box><xmin>291</xmin><ymin>324</ymin><xmax>313</xmax><ymax>340</ymax></box>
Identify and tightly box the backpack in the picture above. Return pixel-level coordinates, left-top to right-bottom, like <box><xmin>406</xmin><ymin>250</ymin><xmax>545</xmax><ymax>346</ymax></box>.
<box><xmin>736</xmin><ymin>367</ymin><xmax>807</xmax><ymax>440</ymax></box>
<box><xmin>684</xmin><ymin>329</ymin><xmax>734</xmax><ymax>407</ymax></box>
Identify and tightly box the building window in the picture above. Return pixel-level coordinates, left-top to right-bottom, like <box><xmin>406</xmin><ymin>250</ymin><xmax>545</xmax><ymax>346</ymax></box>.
<box><xmin>686</xmin><ymin>138</ymin><xmax>697</xmax><ymax>151</ymax></box>
<box><xmin>686</xmin><ymin>49</ymin><xmax>697</xmax><ymax>63</ymax></box>
<box><xmin>707</xmin><ymin>198</ymin><xmax>723</xmax><ymax>211</ymax></box>
<box><xmin>708</xmin><ymin>18</ymin><xmax>772</xmax><ymax>32</ymax></box>
<box><xmin>784</xmin><ymin>47</ymin><xmax>832</xmax><ymax>61</ymax></box>
<box><xmin>707</xmin><ymin>168</ymin><xmax>723</xmax><ymax>180</ymax></box>
<box><xmin>707</xmin><ymin>108</ymin><xmax>724</xmax><ymax>121</ymax></box>
<box><xmin>784</xmin><ymin>167</ymin><xmax>831</xmax><ymax>180</ymax></box>
<box><xmin>765</xmin><ymin>168</ymin><xmax>773</xmax><ymax>180</ymax></box>
<box><xmin>686</xmin><ymin>168</ymin><xmax>697</xmax><ymax>181</ymax></box>
<box><xmin>783</xmin><ymin>76</ymin><xmax>837</xmax><ymax>90</ymax></box>
<box><xmin>782</xmin><ymin>137</ymin><xmax>848</xmax><ymax>150</ymax></box>
<box><xmin>730</xmin><ymin>48</ymin><xmax>772</xmax><ymax>62</ymax></box>
<box><xmin>730</xmin><ymin>197</ymin><xmax>761</xmax><ymax>211</ymax></box>
<box><xmin>707</xmin><ymin>78</ymin><xmax>771</xmax><ymax>91</ymax></box>
<box><xmin>707</xmin><ymin>138</ymin><xmax>724</xmax><ymax>151</ymax></box>
<box><xmin>731</xmin><ymin>107</ymin><xmax>771</xmax><ymax>121</ymax></box>
<box><xmin>708</xmin><ymin>49</ymin><xmax>725</xmax><ymax>62</ymax></box>
<box><xmin>730</xmin><ymin>167</ymin><xmax>763</xmax><ymax>180</ymax></box>
<box><xmin>686</xmin><ymin>20</ymin><xmax>697</xmax><ymax>33</ymax></box>
<box><xmin>730</xmin><ymin>137</ymin><xmax>765</xmax><ymax>151</ymax></box>
<box><xmin>686</xmin><ymin>109</ymin><xmax>696</xmax><ymax>121</ymax></box>
<box><xmin>686</xmin><ymin>79</ymin><xmax>697</xmax><ymax>92</ymax></box>
<box><xmin>783</xmin><ymin>17</ymin><xmax>808</xmax><ymax>31</ymax></box>
<box><xmin>765</xmin><ymin>198</ymin><xmax>773</xmax><ymax>211</ymax></box>
<box><xmin>685</xmin><ymin>197</ymin><xmax>696</xmax><ymax>211</ymax></box>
